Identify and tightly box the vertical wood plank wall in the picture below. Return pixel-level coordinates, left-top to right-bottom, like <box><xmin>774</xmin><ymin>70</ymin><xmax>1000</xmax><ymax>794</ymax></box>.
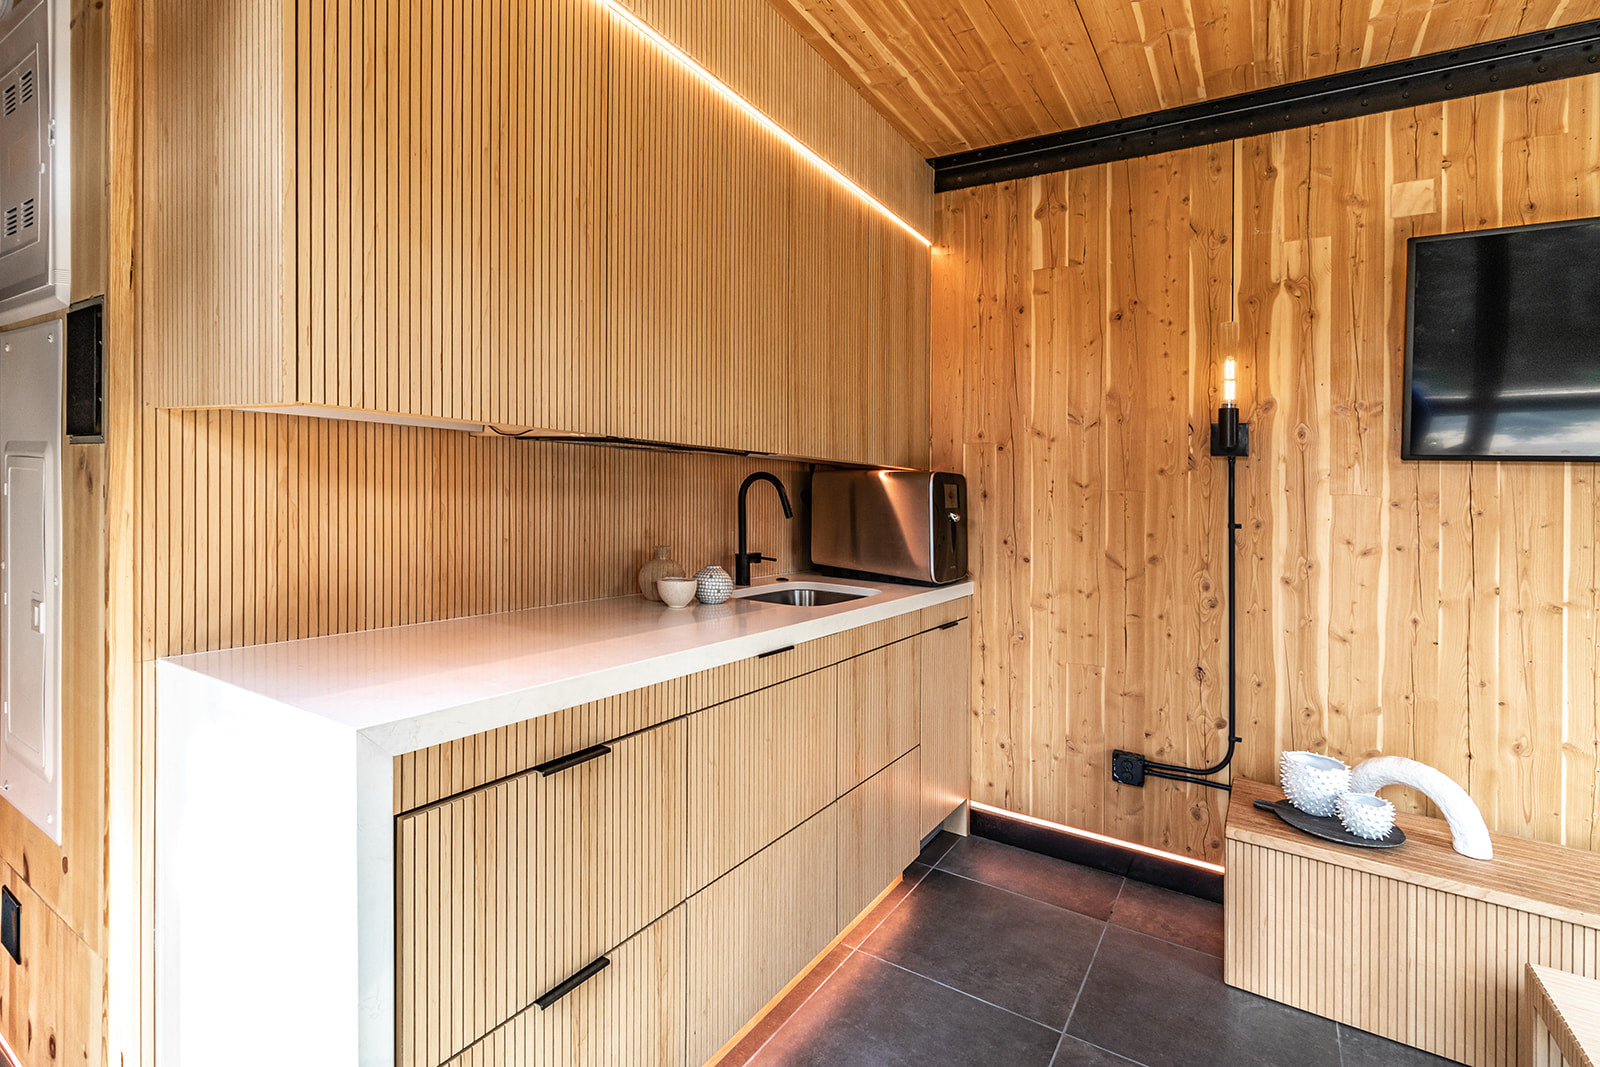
<box><xmin>932</xmin><ymin>74</ymin><xmax>1600</xmax><ymax>863</ymax></box>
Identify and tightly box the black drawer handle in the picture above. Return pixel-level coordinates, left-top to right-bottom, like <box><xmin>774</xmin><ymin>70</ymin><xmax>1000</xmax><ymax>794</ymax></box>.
<box><xmin>533</xmin><ymin>743</ymin><xmax>612</xmax><ymax>778</ymax></box>
<box><xmin>758</xmin><ymin>645</ymin><xmax>796</xmax><ymax>659</ymax></box>
<box><xmin>937</xmin><ymin>620</ymin><xmax>960</xmax><ymax>631</ymax></box>
<box><xmin>535</xmin><ymin>956</ymin><xmax>611</xmax><ymax>1010</ymax></box>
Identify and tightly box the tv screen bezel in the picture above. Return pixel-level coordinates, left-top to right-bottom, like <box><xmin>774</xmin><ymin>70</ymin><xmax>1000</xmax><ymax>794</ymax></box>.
<box><xmin>1401</xmin><ymin>214</ymin><xmax>1600</xmax><ymax>464</ymax></box>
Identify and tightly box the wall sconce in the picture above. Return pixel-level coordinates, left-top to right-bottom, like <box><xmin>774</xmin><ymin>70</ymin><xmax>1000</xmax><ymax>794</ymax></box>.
<box><xmin>1210</xmin><ymin>358</ymin><xmax>1250</xmax><ymax>457</ymax></box>
<box><xmin>1112</xmin><ymin>356</ymin><xmax>1249</xmax><ymax>791</ymax></box>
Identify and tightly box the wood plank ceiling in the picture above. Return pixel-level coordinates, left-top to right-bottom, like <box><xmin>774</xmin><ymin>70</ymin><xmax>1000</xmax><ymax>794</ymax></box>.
<box><xmin>762</xmin><ymin>0</ymin><xmax>1595</xmax><ymax>158</ymax></box>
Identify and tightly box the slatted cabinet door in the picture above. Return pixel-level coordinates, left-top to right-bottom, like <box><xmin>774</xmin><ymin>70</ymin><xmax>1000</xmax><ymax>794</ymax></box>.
<box><xmin>687</xmin><ymin>807</ymin><xmax>841</xmax><ymax>1065</ymax></box>
<box><xmin>440</xmin><ymin>907</ymin><xmax>687</xmax><ymax>1067</ymax></box>
<box><xmin>837</xmin><ymin>638</ymin><xmax>920</xmax><ymax>792</ymax></box>
<box><xmin>686</xmin><ymin>668</ymin><xmax>838</xmax><ymax>894</ymax></box>
<box><xmin>395</xmin><ymin>720</ymin><xmax>686</xmax><ymax>1067</ymax></box>
<box><xmin>838</xmin><ymin>749</ymin><xmax>922</xmax><ymax>927</ymax></box>
<box><xmin>918</xmin><ymin>618</ymin><xmax>971</xmax><ymax>835</ymax></box>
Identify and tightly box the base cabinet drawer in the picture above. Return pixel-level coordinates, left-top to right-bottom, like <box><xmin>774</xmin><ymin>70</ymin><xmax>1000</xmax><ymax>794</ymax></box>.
<box><xmin>919</xmin><ymin>618</ymin><xmax>970</xmax><ymax>835</ymax></box>
<box><xmin>687</xmin><ymin>806</ymin><xmax>841</xmax><ymax>1064</ymax></box>
<box><xmin>687</xmin><ymin>669</ymin><xmax>837</xmax><ymax>893</ymax></box>
<box><xmin>839</xmin><ymin>748</ymin><xmax>922</xmax><ymax>927</ymax></box>
<box><xmin>838</xmin><ymin>638</ymin><xmax>919</xmax><ymax>792</ymax></box>
<box><xmin>396</xmin><ymin>720</ymin><xmax>687</xmax><ymax>1067</ymax></box>
<box><xmin>441</xmin><ymin>906</ymin><xmax>688</xmax><ymax>1067</ymax></box>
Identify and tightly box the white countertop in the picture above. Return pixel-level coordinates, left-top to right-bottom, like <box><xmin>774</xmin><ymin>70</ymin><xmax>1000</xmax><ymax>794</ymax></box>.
<box><xmin>155</xmin><ymin>571</ymin><xmax>972</xmax><ymax>1066</ymax></box>
<box><xmin>164</xmin><ymin>573</ymin><xmax>974</xmax><ymax>755</ymax></box>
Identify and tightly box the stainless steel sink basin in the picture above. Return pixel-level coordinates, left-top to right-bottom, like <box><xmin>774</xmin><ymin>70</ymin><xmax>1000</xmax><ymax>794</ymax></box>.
<box><xmin>732</xmin><ymin>581</ymin><xmax>878</xmax><ymax>607</ymax></box>
<box><xmin>740</xmin><ymin>588</ymin><xmax>870</xmax><ymax>606</ymax></box>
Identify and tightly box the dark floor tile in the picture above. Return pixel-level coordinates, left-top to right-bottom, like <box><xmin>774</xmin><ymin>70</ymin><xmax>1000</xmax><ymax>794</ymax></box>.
<box><xmin>1049</xmin><ymin>1035</ymin><xmax>1140</xmax><ymax>1065</ymax></box>
<box><xmin>1067</xmin><ymin>925</ymin><xmax>1341</xmax><ymax>1067</ymax></box>
<box><xmin>917</xmin><ymin>829</ymin><xmax>962</xmax><ymax>866</ymax></box>
<box><xmin>937</xmin><ymin>836</ymin><xmax>1126</xmax><ymax>920</ymax></box>
<box><xmin>1109</xmin><ymin>878</ymin><xmax>1226</xmax><ymax>957</ymax></box>
<box><xmin>860</xmin><ymin>867</ymin><xmax>1103</xmax><ymax>1028</ymax></box>
<box><xmin>1338</xmin><ymin>1024</ymin><xmax>1465</xmax><ymax>1066</ymax></box>
<box><xmin>750</xmin><ymin>951</ymin><xmax>1060</xmax><ymax>1067</ymax></box>
<box><xmin>718</xmin><ymin>944</ymin><xmax>856</xmax><ymax>1066</ymax></box>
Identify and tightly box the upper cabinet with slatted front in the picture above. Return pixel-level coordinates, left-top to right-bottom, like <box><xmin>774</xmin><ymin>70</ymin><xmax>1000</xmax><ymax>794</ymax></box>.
<box><xmin>138</xmin><ymin>0</ymin><xmax>934</xmax><ymax>469</ymax></box>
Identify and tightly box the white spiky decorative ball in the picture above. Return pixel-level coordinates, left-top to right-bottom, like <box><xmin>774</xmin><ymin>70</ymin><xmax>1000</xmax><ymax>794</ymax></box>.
<box><xmin>1334</xmin><ymin>791</ymin><xmax>1396</xmax><ymax>840</ymax></box>
<box><xmin>1279</xmin><ymin>751</ymin><xmax>1352</xmax><ymax>817</ymax></box>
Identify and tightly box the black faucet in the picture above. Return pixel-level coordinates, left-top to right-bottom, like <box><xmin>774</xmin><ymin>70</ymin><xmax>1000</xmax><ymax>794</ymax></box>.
<box><xmin>735</xmin><ymin>472</ymin><xmax>793</xmax><ymax>586</ymax></box>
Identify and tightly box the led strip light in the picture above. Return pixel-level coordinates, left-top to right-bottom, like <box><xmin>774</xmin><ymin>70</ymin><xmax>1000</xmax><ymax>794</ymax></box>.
<box><xmin>970</xmin><ymin>801</ymin><xmax>1227</xmax><ymax>874</ymax></box>
<box><xmin>592</xmin><ymin>0</ymin><xmax>933</xmax><ymax>248</ymax></box>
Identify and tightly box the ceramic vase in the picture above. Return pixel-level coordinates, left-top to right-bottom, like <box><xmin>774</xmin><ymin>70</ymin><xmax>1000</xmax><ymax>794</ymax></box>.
<box><xmin>695</xmin><ymin>565</ymin><xmax>733</xmax><ymax>605</ymax></box>
<box><xmin>1334</xmin><ymin>791</ymin><xmax>1396</xmax><ymax>840</ymax></box>
<box><xmin>1279</xmin><ymin>751</ymin><xmax>1351</xmax><ymax>818</ymax></box>
<box><xmin>638</xmin><ymin>545</ymin><xmax>685</xmax><ymax>602</ymax></box>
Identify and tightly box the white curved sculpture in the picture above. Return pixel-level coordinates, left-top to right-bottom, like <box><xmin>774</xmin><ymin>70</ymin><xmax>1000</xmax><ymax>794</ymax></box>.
<box><xmin>1349</xmin><ymin>756</ymin><xmax>1493</xmax><ymax>860</ymax></box>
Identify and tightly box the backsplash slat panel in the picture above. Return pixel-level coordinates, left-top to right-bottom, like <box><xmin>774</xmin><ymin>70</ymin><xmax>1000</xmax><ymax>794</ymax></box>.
<box><xmin>150</xmin><ymin>409</ymin><xmax>813</xmax><ymax>659</ymax></box>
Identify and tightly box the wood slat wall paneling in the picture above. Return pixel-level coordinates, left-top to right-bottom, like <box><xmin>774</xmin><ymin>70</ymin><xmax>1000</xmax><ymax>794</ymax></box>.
<box><xmin>686</xmin><ymin>669</ymin><xmax>838</xmax><ymax>895</ymax></box>
<box><xmin>837</xmin><ymin>748</ymin><xmax>921</xmax><ymax>928</ymax></box>
<box><xmin>686</xmin><ymin>805</ymin><xmax>840</xmax><ymax>1066</ymax></box>
<box><xmin>932</xmin><ymin>74</ymin><xmax>1600</xmax><ymax>863</ymax></box>
<box><xmin>145</xmin><ymin>409</ymin><xmax>813</xmax><ymax>658</ymax></box>
<box><xmin>764</xmin><ymin>0</ymin><xmax>1595</xmax><ymax>158</ymax></box>
<box><xmin>836</xmin><ymin>637</ymin><xmax>919</xmax><ymax>793</ymax></box>
<box><xmin>919</xmin><ymin>617</ymin><xmax>971</xmax><ymax>836</ymax></box>
<box><xmin>395</xmin><ymin>719</ymin><xmax>686</xmax><ymax>1067</ymax></box>
<box><xmin>440</xmin><ymin>906</ymin><xmax>687</xmax><ymax>1067</ymax></box>
<box><xmin>394</xmin><ymin>679</ymin><xmax>686</xmax><ymax>814</ymax></box>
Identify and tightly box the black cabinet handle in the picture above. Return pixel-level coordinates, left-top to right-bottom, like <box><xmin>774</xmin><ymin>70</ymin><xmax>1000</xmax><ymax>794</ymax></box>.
<box><xmin>533</xmin><ymin>743</ymin><xmax>612</xmax><ymax>778</ymax></box>
<box><xmin>535</xmin><ymin>956</ymin><xmax>611</xmax><ymax>1010</ymax></box>
<box><xmin>937</xmin><ymin>620</ymin><xmax>960</xmax><ymax>631</ymax></box>
<box><xmin>758</xmin><ymin>645</ymin><xmax>795</xmax><ymax>659</ymax></box>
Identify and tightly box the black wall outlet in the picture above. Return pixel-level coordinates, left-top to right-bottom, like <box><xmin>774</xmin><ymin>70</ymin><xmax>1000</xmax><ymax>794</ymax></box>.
<box><xmin>1</xmin><ymin>886</ymin><xmax>20</xmax><ymax>964</ymax></box>
<box><xmin>1111</xmin><ymin>750</ymin><xmax>1146</xmax><ymax>787</ymax></box>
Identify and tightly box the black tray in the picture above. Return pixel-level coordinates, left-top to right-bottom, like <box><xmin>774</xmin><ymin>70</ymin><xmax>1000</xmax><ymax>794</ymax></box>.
<box><xmin>1253</xmin><ymin>798</ymin><xmax>1406</xmax><ymax>848</ymax></box>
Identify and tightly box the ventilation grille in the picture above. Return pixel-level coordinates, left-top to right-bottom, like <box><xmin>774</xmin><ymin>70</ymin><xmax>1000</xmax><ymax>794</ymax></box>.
<box><xmin>3</xmin><ymin>66</ymin><xmax>35</xmax><ymax>116</ymax></box>
<box><xmin>3</xmin><ymin>200</ymin><xmax>35</xmax><ymax>238</ymax></box>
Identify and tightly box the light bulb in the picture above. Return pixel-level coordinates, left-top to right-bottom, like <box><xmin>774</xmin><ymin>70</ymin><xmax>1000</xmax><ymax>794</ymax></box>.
<box><xmin>1223</xmin><ymin>359</ymin><xmax>1237</xmax><ymax>405</ymax></box>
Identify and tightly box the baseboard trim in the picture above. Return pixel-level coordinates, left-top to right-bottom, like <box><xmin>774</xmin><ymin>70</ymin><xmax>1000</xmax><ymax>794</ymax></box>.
<box><xmin>970</xmin><ymin>806</ymin><xmax>1224</xmax><ymax>903</ymax></box>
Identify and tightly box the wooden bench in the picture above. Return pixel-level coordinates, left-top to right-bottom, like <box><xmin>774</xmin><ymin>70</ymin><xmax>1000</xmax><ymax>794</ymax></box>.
<box><xmin>1528</xmin><ymin>964</ymin><xmax>1600</xmax><ymax>1067</ymax></box>
<box><xmin>1225</xmin><ymin>777</ymin><xmax>1600</xmax><ymax>1066</ymax></box>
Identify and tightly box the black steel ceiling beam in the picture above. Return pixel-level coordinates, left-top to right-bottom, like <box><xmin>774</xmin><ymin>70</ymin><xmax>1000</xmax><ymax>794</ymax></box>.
<box><xmin>931</xmin><ymin>20</ymin><xmax>1600</xmax><ymax>192</ymax></box>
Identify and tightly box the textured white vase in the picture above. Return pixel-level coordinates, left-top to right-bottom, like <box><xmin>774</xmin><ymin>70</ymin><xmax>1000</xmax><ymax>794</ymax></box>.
<box><xmin>1279</xmin><ymin>751</ymin><xmax>1352</xmax><ymax>817</ymax></box>
<box><xmin>637</xmin><ymin>545</ymin><xmax>685</xmax><ymax>602</ymax></box>
<box><xmin>1334</xmin><ymin>791</ymin><xmax>1396</xmax><ymax>841</ymax></box>
<box><xmin>1349</xmin><ymin>755</ymin><xmax>1493</xmax><ymax>860</ymax></box>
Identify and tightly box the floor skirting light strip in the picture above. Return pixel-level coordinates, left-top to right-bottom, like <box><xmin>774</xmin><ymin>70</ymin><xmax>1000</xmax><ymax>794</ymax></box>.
<box><xmin>969</xmin><ymin>801</ymin><xmax>1225</xmax><ymax>903</ymax></box>
<box><xmin>591</xmin><ymin>0</ymin><xmax>933</xmax><ymax>248</ymax></box>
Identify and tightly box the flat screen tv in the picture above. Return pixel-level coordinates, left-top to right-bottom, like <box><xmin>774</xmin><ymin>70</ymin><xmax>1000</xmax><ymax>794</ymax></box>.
<box><xmin>1403</xmin><ymin>217</ymin><xmax>1600</xmax><ymax>461</ymax></box>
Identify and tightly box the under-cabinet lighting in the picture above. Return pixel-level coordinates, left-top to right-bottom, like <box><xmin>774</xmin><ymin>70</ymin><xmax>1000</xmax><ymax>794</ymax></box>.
<box><xmin>970</xmin><ymin>801</ymin><xmax>1226</xmax><ymax>875</ymax></box>
<box><xmin>592</xmin><ymin>0</ymin><xmax>933</xmax><ymax>248</ymax></box>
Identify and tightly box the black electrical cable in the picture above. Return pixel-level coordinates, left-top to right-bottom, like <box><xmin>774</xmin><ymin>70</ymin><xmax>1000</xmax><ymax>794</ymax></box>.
<box><xmin>1143</xmin><ymin>767</ymin><xmax>1232</xmax><ymax>791</ymax></box>
<box><xmin>1143</xmin><ymin>453</ymin><xmax>1244</xmax><ymax>786</ymax></box>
